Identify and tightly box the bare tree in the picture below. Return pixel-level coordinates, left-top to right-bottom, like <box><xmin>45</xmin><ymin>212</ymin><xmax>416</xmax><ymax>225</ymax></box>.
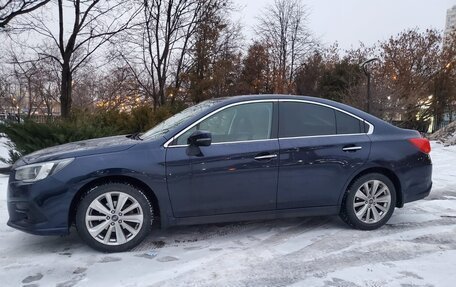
<box><xmin>0</xmin><ymin>0</ymin><xmax>49</xmax><ymax>28</ymax></box>
<box><xmin>14</xmin><ymin>0</ymin><xmax>142</xmax><ymax>117</ymax></box>
<box><xmin>121</xmin><ymin>0</ymin><xmax>225</xmax><ymax>108</ymax></box>
<box><xmin>256</xmin><ymin>0</ymin><xmax>315</xmax><ymax>93</ymax></box>
<box><xmin>0</xmin><ymin>67</ymin><xmax>27</xmax><ymax>119</ymax></box>
<box><xmin>10</xmin><ymin>56</ymin><xmax>38</xmax><ymax>117</ymax></box>
<box><xmin>3</xmin><ymin>44</ymin><xmax>62</xmax><ymax>117</ymax></box>
<box><xmin>0</xmin><ymin>70</ymin><xmax>13</xmax><ymax>115</ymax></box>
<box><xmin>375</xmin><ymin>29</ymin><xmax>442</xmax><ymax>131</ymax></box>
<box><xmin>90</xmin><ymin>65</ymin><xmax>142</xmax><ymax>111</ymax></box>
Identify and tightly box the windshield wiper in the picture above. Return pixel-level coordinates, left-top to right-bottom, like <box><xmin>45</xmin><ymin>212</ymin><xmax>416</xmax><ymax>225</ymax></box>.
<box><xmin>142</xmin><ymin>128</ymin><xmax>170</xmax><ymax>140</ymax></box>
<box><xmin>127</xmin><ymin>132</ymin><xmax>143</xmax><ymax>141</ymax></box>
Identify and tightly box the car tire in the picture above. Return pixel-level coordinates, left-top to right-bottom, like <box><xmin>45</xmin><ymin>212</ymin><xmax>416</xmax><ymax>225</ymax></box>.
<box><xmin>340</xmin><ymin>173</ymin><xmax>396</xmax><ymax>230</ymax></box>
<box><xmin>75</xmin><ymin>183</ymin><xmax>153</xmax><ymax>252</ymax></box>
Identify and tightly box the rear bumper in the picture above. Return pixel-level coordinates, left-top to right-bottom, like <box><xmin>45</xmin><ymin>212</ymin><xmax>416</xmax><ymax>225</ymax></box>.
<box><xmin>399</xmin><ymin>162</ymin><xmax>432</xmax><ymax>205</ymax></box>
<box><xmin>403</xmin><ymin>182</ymin><xmax>432</xmax><ymax>204</ymax></box>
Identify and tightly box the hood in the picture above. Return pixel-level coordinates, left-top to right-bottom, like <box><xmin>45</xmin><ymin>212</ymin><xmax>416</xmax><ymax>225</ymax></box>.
<box><xmin>17</xmin><ymin>135</ymin><xmax>138</xmax><ymax>166</ymax></box>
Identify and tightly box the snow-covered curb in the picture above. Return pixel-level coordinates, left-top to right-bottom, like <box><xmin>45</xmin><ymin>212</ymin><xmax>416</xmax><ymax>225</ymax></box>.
<box><xmin>0</xmin><ymin>136</ymin><xmax>11</xmax><ymax>168</ymax></box>
<box><xmin>430</xmin><ymin>121</ymin><xmax>456</xmax><ymax>146</ymax></box>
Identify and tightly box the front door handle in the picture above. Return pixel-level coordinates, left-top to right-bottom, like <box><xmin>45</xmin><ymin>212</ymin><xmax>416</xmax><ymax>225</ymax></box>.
<box><xmin>254</xmin><ymin>154</ymin><xmax>278</xmax><ymax>160</ymax></box>
<box><xmin>342</xmin><ymin>146</ymin><xmax>362</xmax><ymax>152</ymax></box>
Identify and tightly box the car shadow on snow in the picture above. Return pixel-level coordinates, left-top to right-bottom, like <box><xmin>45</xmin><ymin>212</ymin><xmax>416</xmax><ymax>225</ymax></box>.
<box><xmin>132</xmin><ymin>215</ymin><xmax>346</xmax><ymax>252</ymax></box>
<box><xmin>4</xmin><ymin>229</ymin><xmax>88</xmax><ymax>255</ymax></box>
<box><xmin>7</xmin><ymin>211</ymin><xmax>456</xmax><ymax>256</ymax></box>
<box><xmin>5</xmin><ymin>215</ymin><xmax>347</xmax><ymax>254</ymax></box>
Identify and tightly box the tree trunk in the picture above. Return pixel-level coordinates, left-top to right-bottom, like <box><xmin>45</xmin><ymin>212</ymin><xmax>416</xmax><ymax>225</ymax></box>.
<box><xmin>27</xmin><ymin>78</ymin><xmax>32</xmax><ymax>117</ymax></box>
<box><xmin>60</xmin><ymin>64</ymin><xmax>72</xmax><ymax>118</ymax></box>
<box><xmin>158</xmin><ymin>79</ymin><xmax>166</xmax><ymax>106</ymax></box>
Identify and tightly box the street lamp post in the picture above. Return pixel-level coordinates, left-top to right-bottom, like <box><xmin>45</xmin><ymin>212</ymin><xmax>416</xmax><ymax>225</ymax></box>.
<box><xmin>361</xmin><ymin>58</ymin><xmax>380</xmax><ymax>114</ymax></box>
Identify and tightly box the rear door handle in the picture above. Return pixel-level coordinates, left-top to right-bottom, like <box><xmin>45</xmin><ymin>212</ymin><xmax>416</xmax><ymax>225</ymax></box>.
<box><xmin>342</xmin><ymin>146</ymin><xmax>362</xmax><ymax>152</ymax></box>
<box><xmin>254</xmin><ymin>154</ymin><xmax>278</xmax><ymax>160</ymax></box>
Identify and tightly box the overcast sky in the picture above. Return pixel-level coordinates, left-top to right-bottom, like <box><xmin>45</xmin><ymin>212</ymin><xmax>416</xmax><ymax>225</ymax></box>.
<box><xmin>232</xmin><ymin>0</ymin><xmax>456</xmax><ymax>50</ymax></box>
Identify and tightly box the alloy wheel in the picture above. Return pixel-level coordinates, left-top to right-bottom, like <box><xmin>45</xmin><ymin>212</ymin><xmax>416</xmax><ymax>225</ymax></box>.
<box><xmin>353</xmin><ymin>180</ymin><xmax>391</xmax><ymax>224</ymax></box>
<box><xmin>85</xmin><ymin>191</ymin><xmax>144</xmax><ymax>245</ymax></box>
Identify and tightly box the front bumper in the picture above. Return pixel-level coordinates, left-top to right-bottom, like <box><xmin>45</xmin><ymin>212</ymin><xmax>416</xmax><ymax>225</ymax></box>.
<box><xmin>7</xmin><ymin>199</ymin><xmax>69</xmax><ymax>235</ymax></box>
<box><xmin>7</xmin><ymin>221</ymin><xmax>69</xmax><ymax>236</ymax></box>
<box><xmin>7</xmin><ymin>174</ymin><xmax>74</xmax><ymax>236</ymax></box>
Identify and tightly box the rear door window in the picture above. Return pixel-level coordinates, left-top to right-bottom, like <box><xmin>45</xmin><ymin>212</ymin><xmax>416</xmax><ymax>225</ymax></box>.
<box><xmin>279</xmin><ymin>101</ymin><xmax>367</xmax><ymax>138</ymax></box>
<box><xmin>279</xmin><ymin>102</ymin><xmax>336</xmax><ymax>137</ymax></box>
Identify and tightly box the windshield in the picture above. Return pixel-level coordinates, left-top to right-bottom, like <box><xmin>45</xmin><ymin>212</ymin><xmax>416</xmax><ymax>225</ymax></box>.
<box><xmin>142</xmin><ymin>100</ymin><xmax>220</xmax><ymax>140</ymax></box>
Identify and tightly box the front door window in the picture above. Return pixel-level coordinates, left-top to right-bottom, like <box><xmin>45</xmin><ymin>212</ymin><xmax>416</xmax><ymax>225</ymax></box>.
<box><xmin>174</xmin><ymin>102</ymin><xmax>273</xmax><ymax>145</ymax></box>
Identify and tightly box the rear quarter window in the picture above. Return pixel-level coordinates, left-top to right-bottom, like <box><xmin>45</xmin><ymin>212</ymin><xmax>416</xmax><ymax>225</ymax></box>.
<box><xmin>335</xmin><ymin>110</ymin><xmax>364</xmax><ymax>134</ymax></box>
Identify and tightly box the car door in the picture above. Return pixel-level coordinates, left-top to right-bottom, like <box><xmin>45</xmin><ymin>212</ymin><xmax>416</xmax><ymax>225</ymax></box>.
<box><xmin>165</xmin><ymin>101</ymin><xmax>279</xmax><ymax>217</ymax></box>
<box><xmin>277</xmin><ymin>100</ymin><xmax>372</xmax><ymax>209</ymax></box>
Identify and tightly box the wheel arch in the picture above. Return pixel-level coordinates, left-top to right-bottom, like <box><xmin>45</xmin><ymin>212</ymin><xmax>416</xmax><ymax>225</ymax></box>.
<box><xmin>342</xmin><ymin>167</ymin><xmax>403</xmax><ymax>208</ymax></box>
<box><xmin>69</xmin><ymin>175</ymin><xmax>161</xmax><ymax>227</ymax></box>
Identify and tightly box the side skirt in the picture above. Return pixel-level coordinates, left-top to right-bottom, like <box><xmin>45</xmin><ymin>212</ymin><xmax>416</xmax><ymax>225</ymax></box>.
<box><xmin>165</xmin><ymin>206</ymin><xmax>340</xmax><ymax>227</ymax></box>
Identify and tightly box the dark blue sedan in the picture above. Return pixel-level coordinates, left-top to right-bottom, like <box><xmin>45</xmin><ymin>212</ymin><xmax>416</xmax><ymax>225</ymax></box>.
<box><xmin>7</xmin><ymin>95</ymin><xmax>432</xmax><ymax>252</ymax></box>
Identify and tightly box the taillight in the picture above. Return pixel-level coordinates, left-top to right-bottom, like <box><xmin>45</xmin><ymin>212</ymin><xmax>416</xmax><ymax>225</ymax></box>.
<box><xmin>408</xmin><ymin>138</ymin><xmax>431</xmax><ymax>154</ymax></box>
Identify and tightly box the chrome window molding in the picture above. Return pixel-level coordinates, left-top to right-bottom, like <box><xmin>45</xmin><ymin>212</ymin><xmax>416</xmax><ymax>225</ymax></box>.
<box><xmin>167</xmin><ymin>138</ymin><xmax>279</xmax><ymax>149</ymax></box>
<box><xmin>163</xmin><ymin>98</ymin><xmax>375</xmax><ymax>148</ymax></box>
<box><xmin>163</xmin><ymin>99</ymin><xmax>277</xmax><ymax>148</ymax></box>
<box><xmin>278</xmin><ymin>133</ymin><xmax>368</xmax><ymax>141</ymax></box>
<box><xmin>277</xmin><ymin>99</ymin><xmax>374</xmax><ymax>136</ymax></box>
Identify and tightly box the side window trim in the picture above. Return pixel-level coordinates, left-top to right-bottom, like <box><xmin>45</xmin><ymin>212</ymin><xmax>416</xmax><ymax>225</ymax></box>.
<box><xmin>164</xmin><ymin>100</ymin><xmax>278</xmax><ymax>148</ymax></box>
<box><xmin>277</xmin><ymin>99</ymin><xmax>374</xmax><ymax>140</ymax></box>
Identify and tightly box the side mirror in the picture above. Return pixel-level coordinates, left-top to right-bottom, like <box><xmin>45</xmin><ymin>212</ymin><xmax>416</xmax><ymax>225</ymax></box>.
<box><xmin>187</xmin><ymin>130</ymin><xmax>212</xmax><ymax>147</ymax></box>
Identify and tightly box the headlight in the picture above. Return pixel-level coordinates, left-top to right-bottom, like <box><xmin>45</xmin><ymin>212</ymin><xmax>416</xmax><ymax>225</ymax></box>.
<box><xmin>15</xmin><ymin>158</ymin><xmax>74</xmax><ymax>182</ymax></box>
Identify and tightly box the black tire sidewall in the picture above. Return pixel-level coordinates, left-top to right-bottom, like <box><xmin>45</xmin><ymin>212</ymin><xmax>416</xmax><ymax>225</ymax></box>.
<box><xmin>75</xmin><ymin>183</ymin><xmax>153</xmax><ymax>253</ymax></box>
<box><xmin>342</xmin><ymin>173</ymin><xmax>396</xmax><ymax>230</ymax></box>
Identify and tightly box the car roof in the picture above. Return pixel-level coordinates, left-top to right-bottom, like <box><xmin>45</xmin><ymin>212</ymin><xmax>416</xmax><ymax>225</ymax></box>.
<box><xmin>159</xmin><ymin>94</ymin><xmax>400</xmax><ymax>144</ymax></box>
<box><xmin>213</xmin><ymin>94</ymin><xmax>399</xmax><ymax>134</ymax></box>
<box><xmin>216</xmin><ymin>94</ymin><xmax>370</xmax><ymax>118</ymax></box>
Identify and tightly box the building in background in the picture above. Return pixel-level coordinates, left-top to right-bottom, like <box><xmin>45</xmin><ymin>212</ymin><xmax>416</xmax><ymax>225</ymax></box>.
<box><xmin>445</xmin><ymin>5</ymin><xmax>456</xmax><ymax>40</ymax></box>
<box><xmin>438</xmin><ymin>5</ymin><xmax>456</xmax><ymax>133</ymax></box>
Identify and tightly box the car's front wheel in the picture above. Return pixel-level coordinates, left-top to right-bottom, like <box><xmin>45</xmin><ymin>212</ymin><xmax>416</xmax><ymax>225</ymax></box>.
<box><xmin>75</xmin><ymin>183</ymin><xmax>153</xmax><ymax>252</ymax></box>
<box><xmin>340</xmin><ymin>173</ymin><xmax>396</xmax><ymax>230</ymax></box>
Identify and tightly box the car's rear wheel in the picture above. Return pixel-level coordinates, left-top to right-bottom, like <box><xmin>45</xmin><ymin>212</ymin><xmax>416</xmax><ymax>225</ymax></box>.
<box><xmin>340</xmin><ymin>173</ymin><xmax>396</xmax><ymax>230</ymax></box>
<box><xmin>75</xmin><ymin>183</ymin><xmax>153</xmax><ymax>252</ymax></box>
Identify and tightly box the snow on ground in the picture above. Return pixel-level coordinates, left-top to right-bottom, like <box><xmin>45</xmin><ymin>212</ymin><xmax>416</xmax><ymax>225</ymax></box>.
<box><xmin>0</xmin><ymin>136</ymin><xmax>10</xmax><ymax>167</ymax></box>
<box><xmin>0</xmin><ymin>142</ymin><xmax>455</xmax><ymax>287</ymax></box>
